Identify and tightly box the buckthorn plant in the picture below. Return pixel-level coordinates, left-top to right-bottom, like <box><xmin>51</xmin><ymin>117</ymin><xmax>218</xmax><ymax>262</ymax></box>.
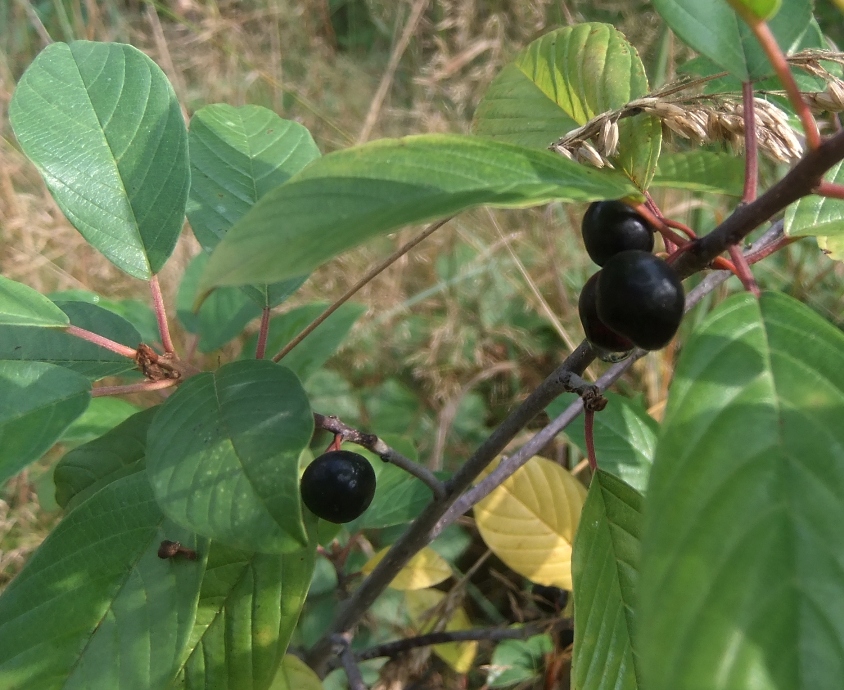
<box><xmin>1</xmin><ymin>1</ymin><xmax>844</xmax><ymax>688</ymax></box>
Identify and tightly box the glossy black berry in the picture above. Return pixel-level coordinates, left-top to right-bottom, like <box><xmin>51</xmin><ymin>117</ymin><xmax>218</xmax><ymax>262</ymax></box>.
<box><xmin>300</xmin><ymin>450</ymin><xmax>376</xmax><ymax>523</ymax></box>
<box><xmin>581</xmin><ymin>200</ymin><xmax>654</xmax><ymax>266</ymax></box>
<box><xmin>578</xmin><ymin>272</ymin><xmax>634</xmax><ymax>356</ymax></box>
<box><xmin>596</xmin><ymin>250</ymin><xmax>685</xmax><ymax>351</ymax></box>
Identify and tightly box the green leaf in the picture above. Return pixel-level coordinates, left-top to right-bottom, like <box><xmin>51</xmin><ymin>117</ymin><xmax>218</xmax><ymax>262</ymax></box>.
<box><xmin>187</xmin><ymin>104</ymin><xmax>320</xmax><ymax>253</ymax></box>
<box><xmin>54</xmin><ymin>405</ymin><xmax>158</xmax><ymax>509</ymax></box>
<box><xmin>9</xmin><ymin>41</ymin><xmax>189</xmax><ymax>279</ymax></box>
<box><xmin>176</xmin><ymin>541</ymin><xmax>315</xmax><ymax>690</ymax></box>
<box><xmin>243</xmin><ymin>302</ymin><xmax>365</xmax><ymax>381</ymax></box>
<box><xmin>486</xmin><ymin>634</ymin><xmax>553</xmax><ymax>688</ymax></box>
<box><xmin>548</xmin><ymin>392</ymin><xmax>657</xmax><ymax>493</ymax></box>
<box><xmin>200</xmin><ymin>134</ymin><xmax>637</xmax><ymax>290</ymax></box>
<box><xmin>177</xmin><ymin>253</ymin><xmax>263</xmax><ymax>353</ymax></box>
<box><xmin>728</xmin><ymin>0</ymin><xmax>782</xmax><ymax>21</ymax></box>
<box><xmin>0</xmin><ymin>275</ymin><xmax>69</xmax><ymax>327</ymax></box>
<box><xmin>147</xmin><ymin>360</ymin><xmax>314</xmax><ymax>553</ymax></box>
<box><xmin>784</xmin><ymin>160</ymin><xmax>844</xmax><ymax>251</ymax></box>
<box><xmin>474</xmin><ymin>24</ymin><xmax>662</xmax><ymax>189</ymax></box>
<box><xmin>0</xmin><ymin>472</ymin><xmax>206</xmax><ymax>689</ymax></box>
<box><xmin>650</xmin><ymin>151</ymin><xmax>745</xmax><ymax>196</ymax></box>
<box><xmin>59</xmin><ymin>395</ymin><xmax>140</xmax><ymax>444</ymax></box>
<box><xmin>49</xmin><ymin>290</ymin><xmax>160</xmax><ymax>343</ymax></box>
<box><xmin>0</xmin><ymin>361</ymin><xmax>91</xmax><ymax>485</ymax></box>
<box><xmin>270</xmin><ymin>654</ymin><xmax>324</xmax><ymax>690</ymax></box>
<box><xmin>572</xmin><ymin>470</ymin><xmax>643</xmax><ymax>690</ymax></box>
<box><xmin>639</xmin><ymin>292</ymin><xmax>844</xmax><ymax>690</ymax></box>
<box><xmin>652</xmin><ymin>0</ymin><xmax>812</xmax><ymax>81</ymax></box>
<box><xmin>0</xmin><ymin>300</ymin><xmax>141</xmax><ymax>380</ymax></box>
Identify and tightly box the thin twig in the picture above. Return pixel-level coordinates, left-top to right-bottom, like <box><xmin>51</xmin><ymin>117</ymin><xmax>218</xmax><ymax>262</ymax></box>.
<box><xmin>314</xmin><ymin>413</ymin><xmax>446</xmax><ymax>500</ymax></box>
<box><xmin>355</xmin><ymin>619</ymin><xmax>569</xmax><ymax>661</ymax></box>
<box><xmin>65</xmin><ymin>325</ymin><xmax>138</xmax><ymax>359</ymax></box>
<box><xmin>357</xmin><ymin>0</ymin><xmax>429</xmax><ymax>143</ymax></box>
<box><xmin>728</xmin><ymin>244</ymin><xmax>761</xmax><ymax>297</ymax></box>
<box><xmin>92</xmin><ymin>379</ymin><xmax>177</xmax><ymax>397</ymax></box>
<box><xmin>255</xmin><ymin>307</ymin><xmax>271</xmax><ymax>359</ymax></box>
<box><xmin>273</xmin><ymin>218</ymin><xmax>452</xmax><ymax>363</ymax></box>
<box><xmin>149</xmin><ymin>275</ymin><xmax>175</xmax><ymax>354</ymax></box>
<box><xmin>743</xmin><ymin>81</ymin><xmax>759</xmax><ymax>203</ymax></box>
<box><xmin>584</xmin><ymin>409</ymin><xmax>597</xmax><ymax>471</ymax></box>
<box><xmin>332</xmin><ymin>634</ymin><xmax>367</xmax><ymax>690</ymax></box>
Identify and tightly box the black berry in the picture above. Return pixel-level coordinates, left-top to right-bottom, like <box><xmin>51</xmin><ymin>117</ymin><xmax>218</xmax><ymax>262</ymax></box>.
<box><xmin>581</xmin><ymin>200</ymin><xmax>654</xmax><ymax>266</ymax></box>
<box><xmin>579</xmin><ymin>272</ymin><xmax>634</xmax><ymax>356</ymax></box>
<box><xmin>300</xmin><ymin>450</ymin><xmax>376</xmax><ymax>523</ymax></box>
<box><xmin>596</xmin><ymin>250</ymin><xmax>685</xmax><ymax>351</ymax></box>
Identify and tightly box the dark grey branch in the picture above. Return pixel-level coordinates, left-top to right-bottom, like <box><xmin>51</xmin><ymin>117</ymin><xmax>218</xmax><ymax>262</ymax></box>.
<box><xmin>331</xmin><ymin>634</ymin><xmax>368</xmax><ymax>690</ymax></box>
<box><xmin>355</xmin><ymin>618</ymin><xmax>571</xmax><ymax>662</ymax></box>
<box><xmin>314</xmin><ymin>412</ymin><xmax>446</xmax><ymax>501</ymax></box>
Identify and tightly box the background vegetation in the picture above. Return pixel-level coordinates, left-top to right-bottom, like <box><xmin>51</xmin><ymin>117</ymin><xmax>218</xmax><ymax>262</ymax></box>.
<box><xmin>2</xmin><ymin>1</ymin><xmax>844</xmax><ymax>682</ymax></box>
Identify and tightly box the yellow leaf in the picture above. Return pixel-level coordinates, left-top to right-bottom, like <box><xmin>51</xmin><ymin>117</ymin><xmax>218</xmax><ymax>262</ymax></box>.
<box><xmin>270</xmin><ymin>654</ymin><xmax>323</xmax><ymax>690</ymax></box>
<box><xmin>362</xmin><ymin>546</ymin><xmax>451</xmax><ymax>590</ymax></box>
<box><xmin>404</xmin><ymin>589</ymin><xmax>477</xmax><ymax>673</ymax></box>
<box><xmin>474</xmin><ymin>455</ymin><xmax>586</xmax><ymax>589</ymax></box>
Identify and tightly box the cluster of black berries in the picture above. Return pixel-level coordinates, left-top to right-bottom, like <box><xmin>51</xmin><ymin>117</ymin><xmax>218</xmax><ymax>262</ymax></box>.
<box><xmin>300</xmin><ymin>450</ymin><xmax>376</xmax><ymax>523</ymax></box>
<box><xmin>578</xmin><ymin>200</ymin><xmax>685</xmax><ymax>357</ymax></box>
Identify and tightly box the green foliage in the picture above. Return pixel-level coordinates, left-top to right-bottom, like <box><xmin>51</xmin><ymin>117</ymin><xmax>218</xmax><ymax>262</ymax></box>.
<box><xmin>199</xmin><ymin>134</ymin><xmax>637</xmax><ymax>290</ymax></box>
<box><xmin>640</xmin><ymin>293</ymin><xmax>844</xmax><ymax>689</ymax></box>
<box><xmin>3</xmin><ymin>7</ymin><xmax>844</xmax><ymax>688</ymax></box>
<box><xmin>146</xmin><ymin>360</ymin><xmax>314</xmax><ymax>553</ymax></box>
<box><xmin>9</xmin><ymin>42</ymin><xmax>189</xmax><ymax>279</ymax></box>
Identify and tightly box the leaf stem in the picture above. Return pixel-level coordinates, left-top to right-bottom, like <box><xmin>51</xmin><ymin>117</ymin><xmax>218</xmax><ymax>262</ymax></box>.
<box><xmin>65</xmin><ymin>325</ymin><xmax>137</xmax><ymax>358</ymax></box>
<box><xmin>743</xmin><ymin>81</ymin><xmax>759</xmax><ymax>203</ymax></box>
<box><xmin>314</xmin><ymin>412</ymin><xmax>446</xmax><ymax>500</ymax></box>
<box><xmin>584</xmin><ymin>408</ymin><xmax>597</xmax><ymax>471</ymax></box>
<box><xmin>255</xmin><ymin>307</ymin><xmax>271</xmax><ymax>359</ymax></box>
<box><xmin>273</xmin><ymin>217</ymin><xmax>452</xmax><ymax>363</ymax></box>
<box><xmin>92</xmin><ymin>379</ymin><xmax>177</xmax><ymax>397</ymax></box>
<box><xmin>149</xmin><ymin>275</ymin><xmax>175</xmax><ymax>354</ymax></box>
<box><xmin>728</xmin><ymin>244</ymin><xmax>761</xmax><ymax>297</ymax></box>
<box><xmin>814</xmin><ymin>181</ymin><xmax>844</xmax><ymax>200</ymax></box>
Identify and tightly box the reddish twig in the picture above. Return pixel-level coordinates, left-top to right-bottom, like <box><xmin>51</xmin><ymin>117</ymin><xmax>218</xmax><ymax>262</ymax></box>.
<box><xmin>584</xmin><ymin>408</ymin><xmax>597</xmax><ymax>471</ymax></box>
<box><xmin>92</xmin><ymin>379</ymin><xmax>177</xmax><ymax>397</ymax></box>
<box><xmin>255</xmin><ymin>307</ymin><xmax>271</xmax><ymax>359</ymax></box>
<box><xmin>65</xmin><ymin>325</ymin><xmax>137</xmax><ymax>358</ymax></box>
<box><xmin>746</xmin><ymin>235</ymin><xmax>800</xmax><ymax>263</ymax></box>
<box><xmin>728</xmin><ymin>244</ymin><xmax>761</xmax><ymax>297</ymax></box>
<box><xmin>149</xmin><ymin>275</ymin><xmax>175</xmax><ymax>354</ymax></box>
<box><xmin>743</xmin><ymin>81</ymin><xmax>759</xmax><ymax>203</ymax></box>
<box><xmin>814</xmin><ymin>181</ymin><xmax>844</xmax><ymax>200</ymax></box>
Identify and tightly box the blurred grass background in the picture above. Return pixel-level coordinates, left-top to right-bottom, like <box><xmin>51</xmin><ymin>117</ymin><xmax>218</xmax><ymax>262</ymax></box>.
<box><xmin>2</xmin><ymin>0</ymin><xmax>844</xmax><ymax>587</ymax></box>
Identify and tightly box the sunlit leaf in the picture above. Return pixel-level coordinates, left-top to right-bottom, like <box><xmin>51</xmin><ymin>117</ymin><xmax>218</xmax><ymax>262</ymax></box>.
<box><xmin>572</xmin><ymin>470</ymin><xmax>643</xmax><ymax>690</ymax></box>
<box><xmin>404</xmin><ymin>588</ymin><xmax>477</xmax><ymax>673</ymax></box>
<box><xmin>200</xmin><ymin>134</ymin><xmax>637</xmax><ymax>291</ymax></box>
<box><xmin>0</xmin><ymin>276</ymin><xmax>69</xmax><ymax>327</ymax></box>
<box><xmin>652</xmin><ymin>0</ymin><xmax>811</xmax><ymax>81</ymax></box>
<box><xmin>650</xmin><ymin>151</ymin><xmax>745</xmax><ymax>196</ymax></box>
<box><xmin>363</xmin><ymin>546</ymin><xmax>451</xmax><ymax>591</ymax></box>
<box><xmin>785</xmin><ymin>160</ymin><xmax>844</xmax><ymax>259</ymax></box>
<box><xmin>474</xmin><ymin>456</ymin><xmax>586</xmax><ymax>589</ymax></box>
<box><xmin>9</xmin><ymin>41</ymin><xmax>189</xmax><ymax>279</ymax></box>
<box><xmin>727</xmin><ymin>0</ymin><xmax>782</xmax><ymax>21</ymax></box>
<box><xmin>474</xmin><ymin>24</ymin><xmax>662</xmax><ymax>188</ymax></box>
<box><xmin>269</xmin><ymin>655</ymin><xmax>324</xmax><ymax>690</ymax></box>
<box><xmin>640</xmin><ymin>292</ymin><xmax>844</xmax><ymax>690</ymax></box>
<box><xmin>0</xmin><ymin>473</ymin><xmax>206</xmax><ymax>689</ymax></box>
<box><xmin>175</xmin><ymin>541</ymin><xmax>315</xmax><ymax>690</ymax></box>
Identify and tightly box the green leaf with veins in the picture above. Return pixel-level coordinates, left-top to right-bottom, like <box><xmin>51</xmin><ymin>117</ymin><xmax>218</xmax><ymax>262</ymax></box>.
<box><xmin>640</xmin><ymin>292</ymin><xmax>844</xmax><ymax>690</ymax></box>
<box><xmin>9</xmin><ymin>41</ymin><xmax>189</xmax><ymax>279</ymax></box>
